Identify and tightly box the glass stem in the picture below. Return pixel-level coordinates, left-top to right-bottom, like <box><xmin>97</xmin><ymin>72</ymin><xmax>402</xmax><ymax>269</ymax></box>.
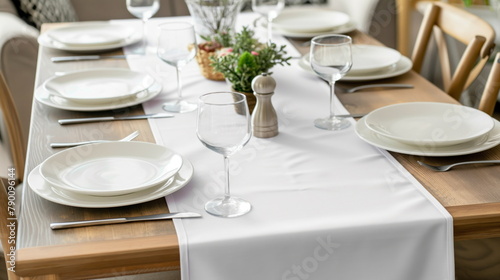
<box><xmin>141</xmin><ymin>19</ymin><xmax>147</xmax><ymax>52</ymax></box>
<box><xmin>223</xmin><ymin>156</ymin><xmax>230</xmax><ymax>199</ymax></box>
<box><xmin>329</xmin><ymin>81</ymin><xmax>337</xmax><ymax>119</ymax></box>
<box><xmin>267</xmin><ymin>18</ymin><xmax>273</xmax><ymax>44</ymax></box>
<box><xmin>176</xmin><ymin>67</ymin><xmax>183</xmax><ymax>101</ymax></box>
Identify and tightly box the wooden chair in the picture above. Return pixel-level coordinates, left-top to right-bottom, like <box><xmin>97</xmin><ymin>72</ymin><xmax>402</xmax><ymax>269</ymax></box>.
<box><xmin>478</xmin><ymin>52</ymin><xmax>500</xmax><ymax>116</ymax></box>
<box><xmin>0</xmin><ymin>73</ymin><xmax>25</xmax><ymax>183</ymax></box>
<box><xmin>411</xmin><ymin>1</ymin><xmax>496</xmax><ymax>101</ymax></box>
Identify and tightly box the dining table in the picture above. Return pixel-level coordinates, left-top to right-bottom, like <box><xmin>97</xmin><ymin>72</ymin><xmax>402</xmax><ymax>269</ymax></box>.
<box><xmin>13</xmin><ymin>11</ymin><xmax>500</xmax><ymax>280</ymax></box>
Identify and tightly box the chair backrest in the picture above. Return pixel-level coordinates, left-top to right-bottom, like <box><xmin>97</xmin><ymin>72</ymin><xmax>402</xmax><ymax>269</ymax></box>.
<box><xmin>0</xmin><ymin>73</ymin><xmax>25</xmax><ymax>182</ymax></box>
<box><xmin>478</xmin><ymin>52</ymin><xmax>500</xmax><ymax>116</ymax></box>
<box><xmin>411</xmin><ymin>1</ymin><xmax>496</xmax><ymax>100</ymax></box>
<box><xmin>0</xmin><ymin>180</ymin><xmax>20</xmax><ymax>280</ymax></box>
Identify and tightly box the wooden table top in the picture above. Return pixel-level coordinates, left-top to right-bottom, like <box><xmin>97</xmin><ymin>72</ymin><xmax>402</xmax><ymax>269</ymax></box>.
<box><xmin>15</xmin><ymin>23</ymin><xmax>500</xmax><ymax>279</ymax></box>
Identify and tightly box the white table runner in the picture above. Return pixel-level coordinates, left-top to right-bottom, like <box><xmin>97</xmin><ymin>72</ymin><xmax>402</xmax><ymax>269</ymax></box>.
<box><xmin>123</xmin><ymin>13</ymin><xmax>454</xmax><ymax>280</ymax></box>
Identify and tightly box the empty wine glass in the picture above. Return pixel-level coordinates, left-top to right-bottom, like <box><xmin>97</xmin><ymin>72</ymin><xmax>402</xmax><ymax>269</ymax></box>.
<box><xmin>309</xmin><ymin>34</ymin><xmax>353</xmax><ymax>131</ymax></box>
<box><xmin>157</xmin><ymin>22</ymin><xmax>198</xmax><ymax>113</ymax></box>
<box><xmin>126</xmin><ymin>0</ymin><xmax>160</xmax><ymax>54</ymax></box>
<box><xmin>196</xmin><ymin>92</ymin><xmax>252</xmax><ymax>218</ymax></box>
<box><xmin>252</xmin><ymin>0</ymin><xmax>285</xmax><ymax>43</ymax></box>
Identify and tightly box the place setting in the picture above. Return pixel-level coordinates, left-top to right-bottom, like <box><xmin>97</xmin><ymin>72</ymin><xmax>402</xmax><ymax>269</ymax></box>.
<box><xmin>27</xmin><ymin>141</ymin><xmax>194</xmax><ymax>208</ymax></box>
<box><xmin>35</xmin><ymin>68</ymin><xmax>163</xmax><ymax>111</ymax></box>
<box><xmin>354</xmin><ymin>102</ymin><xmax>500</xmax><ymax>156</ymax></box>
<box><xmin>38</xmin><ymin>22</ymin><xmax>142</xmax><ymax>52</ymax></box>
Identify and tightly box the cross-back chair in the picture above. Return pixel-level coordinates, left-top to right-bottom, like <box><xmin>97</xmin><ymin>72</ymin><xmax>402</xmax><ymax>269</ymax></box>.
<box><xmin>0</xmin><ymin>72</ymin><xmax>24</xmax><ymax>280</ymax></box>
<box><xmin>478</xmin><ymin>52</ymin><xmax>500</xmax><ymax>116</ymax></box>
<box><xmin>0</xmin><ymin>73</ymin><xmax>25</xmax><ymax>183</ymax></box>
<box><xmin>411</xmin><ymin>1</ymin><xmax>496</xmax><ymax>101</ymax></box>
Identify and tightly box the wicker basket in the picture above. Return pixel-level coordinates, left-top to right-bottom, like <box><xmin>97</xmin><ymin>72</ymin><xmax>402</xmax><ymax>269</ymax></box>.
<box><xmin>195</xmin><ymin>48</ymin><xmax>225</xmax><ymax>81</ymax></box>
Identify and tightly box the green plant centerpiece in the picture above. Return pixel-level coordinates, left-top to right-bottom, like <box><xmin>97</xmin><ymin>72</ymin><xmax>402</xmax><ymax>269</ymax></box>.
<box><xmin>210</xmin><ymin>26</ymin><xmax>291</xmax><ymax>111</ymax></box>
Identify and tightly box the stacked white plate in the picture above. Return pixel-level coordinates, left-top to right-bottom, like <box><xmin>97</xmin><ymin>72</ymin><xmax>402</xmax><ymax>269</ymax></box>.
<box><xmin>355</xmin><ymin>102</ymin><xmax>500</xmax><ymax>156</ymax></box>
<box><xmin>348</xmin><ymin>45</ymin><xmax>401</xmax><ymax>75</ymax></box>
<box><xmin>28</xmin><ymin>142</ymin><xmax>193</xmax><ymax>207</ymax></box>
<box><xmin>36</xmin><ymin>68</ymin><xmax>161</xmax><ymax>111</ymax></box>
<box><xmin>38</xmin><ymin>22</ymin><xmax>141</xmax><ymax>52</ymax></box>
<box><xmin>260</xmin><ymin>7</ymin><xmax>356</xmax><ymax>38</ymax></box>
<box><xmin>299</xmin><ymin>45</ymin><xmax>412</xmax><ymax>81</ymax></box>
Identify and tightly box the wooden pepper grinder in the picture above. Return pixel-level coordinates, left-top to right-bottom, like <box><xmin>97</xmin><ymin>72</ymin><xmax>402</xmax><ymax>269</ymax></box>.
<box><xmin>251</xmin><ymin>73</ymin><xmax>278</xmax><ymax>138</ymax></box>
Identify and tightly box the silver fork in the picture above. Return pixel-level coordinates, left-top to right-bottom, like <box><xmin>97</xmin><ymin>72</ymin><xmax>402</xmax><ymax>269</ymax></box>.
<box><xmin>417</xmin><ymin>160</ymin><xmax>500</xmax><ymax>172</ymax></box>
<box><xmin>344</xmin><ymin>83</ymin><xmax>414</xmax><ymax>93</ymax></box>
<box><xmin>50</xmin><ymin>130</ymin><xmax>139</xmax><ymax>148</ymax></box>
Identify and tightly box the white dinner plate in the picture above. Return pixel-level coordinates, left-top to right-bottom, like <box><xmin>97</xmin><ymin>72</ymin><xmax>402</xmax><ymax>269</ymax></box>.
<box><xmin>299</xmin><ymin>54</ymin><xmax>413</xmax><ymax>81</ymax></box>
<box><xmin>355</xmin><ymin>116</ymin><xmax>500</xmax><ymax>157</ymax></box>
<box><xmin>40</xmin><ymin>142</ymin><xmax>183</xmax><ymax>196</ymax></box>
<box><xmin>349</xmin><ymin>45</ymin><xmax>401</xmax><ymax>74</ymax></box>
<box><xmin>365</xmin><ymin>102</ymin><xmax>494</xmax><ymax>147</ymax></box>
<box><xmin>35</xmin><ymin>80</ymin><xmax>161</xmax><ymax>111</ymax></box>
<box><xmin>46</xmin><ymin>22</ymin><xmax>134</xmax><ymax>47</ymax></box>
<box><xmin>43</xmin><ymin>69</ymin><xmax>155</xmax><ymax>104</ymax></box>
<box><xmin>273</xmin><ymin>8</ymin><xmax>350</xmax><ymax>33</ymax></box>
<box><xmin>28</xmin><ymin>156</ymin><xmax>193</xmax><ymax>208</ymax></box>
<box><xmin>259</xmin><ymin>17</ymin><xmax>356</xmax><ymax>38</ymax></box>
<box><xmin>38</xmin><ymin>23</ymin><xmax>141</xmax><ymax>52</ymax></box>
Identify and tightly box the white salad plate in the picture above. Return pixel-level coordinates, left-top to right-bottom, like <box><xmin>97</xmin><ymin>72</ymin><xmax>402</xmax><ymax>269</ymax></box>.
<box><xmin>28</xmin><ymin>156</ymin><xmax>193</xmax><ymax>208</ymax></box>
<box><xmin>38</xmin><ymin>23</ymin><xmax>141</xmax><ymax>52</ymax></box>
<box><xmin>35</xmin><ymin>80</ymin><xmax>161</xmax><ymax>111</ymax></box>
<box><xmin>46</xmin><ymin>22</ymin><xmax>134</xmax><ymax>47</ymax></box>
<box><xmin>273</xmin><ymin>8</ymin><xmax>350</xmax><ymax>33</ymax></box>
<box><xmin>365</xmin><ymin>102</ymin><xmax>495</xmax><ymax>147</ymax></box>
<box><xmin>355</xmin><ymin>116</ymin><xmax>500</xmax><ymax>157</ymax></box>
<box><xmin>40</xmin><ymin>142</ymin><xmax>183</xmax><ymax>196</ymax></box>
<box><xmin>349</xmin><ymin>45</ymin><xmax>401</xmax><ymax>74</ymax></box>
<box><xmin>43</xmin><ymin>69</ymin><xmax>156</xmax><ymax>104</ymax></box>
<box><xmin>299</xmin><ymin>54</ymin><xmax>413</xmax><ymax>81</ymax></box>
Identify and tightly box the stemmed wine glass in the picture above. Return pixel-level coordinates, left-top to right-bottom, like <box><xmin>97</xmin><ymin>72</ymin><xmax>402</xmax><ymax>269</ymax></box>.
<box><xmin>252</xmin><ymin>0</ymin><xmax>285</xmax><ymax>43</ymax></box>
<box><xmin>157</xmin><ymin>22</ymin><xmax>198</xmax><ymax>113</ymax></box>
<box><xmin>196</xmin><ymin>92</ymin><xmax>252</xmax><ymax>218</ymax></box>
<box><xmin>126</xmin><ymin>0</ymin><xmax>160</xmax><ymax>54</ymax></box>
<box><xmin>309</xmin><ymin>34</ymin><xmax>353</xmax><ymax>131</ymax></box>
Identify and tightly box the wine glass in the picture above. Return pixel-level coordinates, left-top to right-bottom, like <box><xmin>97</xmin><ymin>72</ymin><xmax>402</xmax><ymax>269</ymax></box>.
<box><xmin>157</xmin><ymin>22</ymin><xmax>198</xmax><ymax>113</ymax></box>
<box><xmin>126</xmin><ymin>0</ymin><xmax>160</xmax><ymax>54</ymax></box>
<box><xmin>309</xmin><ymin>34</ymin><xmax>353</xmax><ymax>131</ymax></box>
<box><xmin>196</xmin><ymin>92</ymin><xmax>252</xmax><ymax>218</ymax></box>
<box><xmin>251</xmin><ymin>0</ymin><xmax>285</xmax><ymax>43</ymax></box>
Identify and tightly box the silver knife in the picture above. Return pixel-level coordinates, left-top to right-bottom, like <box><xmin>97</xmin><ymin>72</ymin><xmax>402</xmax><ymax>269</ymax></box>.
<box><xmin>58</xmin><ymin>113</ymin><xmax>174</xmax><ymax>125</ymax></box>
<box><xmin>50</xmin><ymin>212</ymin><xmax>202</xmax><ymax>230</ymax></box>
<box><xmin>51</xmin><ymin>55</ymin><xmax>128</xmax><ymax>62</ymax></box>
<box><xmin>336</xmin><ymin>113</ymin><xmax>366</xmax><ymax>118</ymax></box>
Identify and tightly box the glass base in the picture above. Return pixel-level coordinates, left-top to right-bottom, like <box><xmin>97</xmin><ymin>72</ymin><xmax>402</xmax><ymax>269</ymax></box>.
<box><xmin>162</xmin><ymin>100</ymin><xmax>197</xmax><ymax>113</ymax></box>
<box><xmin>314</xmin><ymin>116</ymin><xmax>351</xmax><ymax>131</ymax></box>
<box><xmin>205</xmin><ymin>196</ymin><xmax>252</xmax><ymax>218</ymax></box>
